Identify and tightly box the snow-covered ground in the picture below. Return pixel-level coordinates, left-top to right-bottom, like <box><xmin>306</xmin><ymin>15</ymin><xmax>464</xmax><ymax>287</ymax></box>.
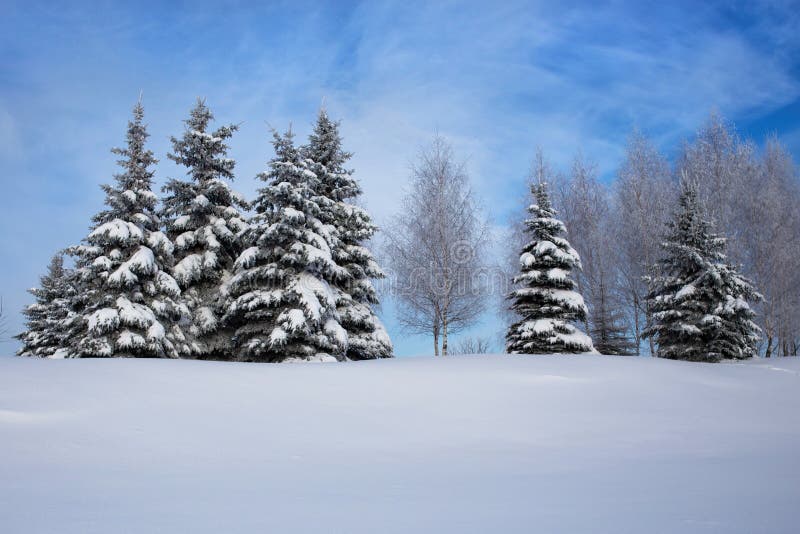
<box><xmin>1</xmin><ymin>355</ymin><xmax>799</xmax><ymax>533</ymax></box>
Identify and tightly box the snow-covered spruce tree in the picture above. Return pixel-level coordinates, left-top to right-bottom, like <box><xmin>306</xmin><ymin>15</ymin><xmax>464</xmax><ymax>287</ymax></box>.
<box><xmin>15</xmin><ymin>253</ymin><xmax>75</xmax><ymax>357</ymax></box>
<box><xmin>506</xmin><ymin>181</ymin><xmax>594</xmax><ymax>354</ymax></box>
<box><xmin>67</xmin><ymin>102</ymin><xmax>184</xmax><ymax>358</ymax></box>
<box><xmin>223</xmin><ymin>129</ymin><xmax>346</xmax><ymax>362</ymax></box>
<box><xmin>303</xmin><ymin>108</ymin><xmax>392</xmax><ymax>359</ymax></box>
<box><xmin>643</xmin><ymin>180</ymin><xmax>761</xmax><ymax>362</ymax></box>
<box><xmin>162</xmin><ymin>99</ymin><xmax>248</xmax><ymax>360</ymax></box>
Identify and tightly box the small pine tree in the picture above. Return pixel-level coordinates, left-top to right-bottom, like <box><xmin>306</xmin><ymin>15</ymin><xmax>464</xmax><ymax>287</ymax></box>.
<box><xmin>643</xmin><ymin>180</ymin><xmax>761</xmax><ymax>361</ymax></box>
<box><xmin>67</xmin><ymin>101</ymin><xmax>184</xmax><ymax>358</ymax></box>
<box><xmin>16</xmin><ymin>253</ymin><xmax>75</xmax><ymax>357</ymax></box>
<box><xmin>304</xmin><ymin>108</ymin><xmax>392</xmax><ymax>360</ymax></box>
<box><xmin>224</xmin><ymin>129</ymin><xmax>346</xmax><ymax>362</ymax></box>
<box><xmin>590</xmin><ymin>278</ymin><xmax>637</xmax><ymax>355</ymax></box>
<box><xmin>162</xmin><ymin>99</ymin><xmax>249</xmax><ymax>359</ymax></box>
<box><xmin>506</xmin><ymin>182</ymin><xmax>594</xmax><ymax>353</ymax></box>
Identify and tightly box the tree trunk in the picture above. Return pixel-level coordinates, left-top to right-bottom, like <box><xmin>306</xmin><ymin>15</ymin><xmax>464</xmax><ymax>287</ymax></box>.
<box><xmin>633</xmin><ymin>293</ymin><xmax>641</xmax><ymax>355</ymax></box>
<box><xmin>442</xmin><ymin>310</ymin><xmax>448</xmax><ymax>356</ymax></box>
<box><xmin>765</xmin><ymin>336</ymin><xmax>773</xmax><ymax>358</ymax></box>
<box><xmin>644</xmin><ymin>298</ymin><xmax>656</xmax><ymax>356</ymax></box>
<box><xmin>582</xmin><ymin>287</ymin><xmax>590</xmax><ymax>334</ymax></box>
<box><xmin>433</xmin><ymin>327</ymin><xmax>440</xmax><ymax>357</ymax></box>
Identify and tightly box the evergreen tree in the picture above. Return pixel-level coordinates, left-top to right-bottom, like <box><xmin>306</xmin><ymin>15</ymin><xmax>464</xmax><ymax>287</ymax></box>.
<box><xmin>224</xmin><ymin>129</ymin><xmax>346</xmax><ymax>362</ymax></box>
<box><xmin>16</xmin><ymin>253</ymin><xmax>75</xmax><ymax>357</ymax></box>
<box><xmin>162</xmin><ymin>99</ymin><xmax>248</xmax><ymax>359</ymax></box>
<box><xmin>303</xmin><ymin>108</ymin><xmax>392</xmax><ymax>359</ymax></box>
<box><xmin>590</xmin><ymin>278</ymin><xmax>637</xmax><ymax>355</ymax></box>
<box><xmin>67</xmin><ymin>101</ymin><xmax>184</xmax><ymax>358</ymax></box>
<box><xmin>506</xmin><ymin>182</ymin><xmax>594</xmax><ymax>353</ymax></box>
<box><xmin>643</xmin><ymin>180</ymin><xmax>761</xmax><ymax>361</ymax></box>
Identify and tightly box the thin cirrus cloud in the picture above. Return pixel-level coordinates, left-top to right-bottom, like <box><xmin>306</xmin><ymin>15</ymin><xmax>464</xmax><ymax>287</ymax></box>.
<box><xmin>0</xmin><ymin>0</ymin><xmax>798</xmax><ymax>355</ymax></box>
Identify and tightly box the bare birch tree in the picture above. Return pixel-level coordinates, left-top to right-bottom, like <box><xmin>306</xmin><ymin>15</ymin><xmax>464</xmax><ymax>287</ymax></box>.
<box><xmin>552</xmin><ymin>154</ymin><xmax>605</xmax><ymax>333</ymax></box>
<box><xmin>613</xmin><ymin>130</ymin><xmax>676</xmax><ymax>354</ymax></box>
<box><xmin>745</xmin><ymin>137</ymin><xmax>800</xmax><ymax>356</ymax></box>
<box><xmin>552</xmin><ymin>153</ymin><xmax>635</xmax><ymax>354</ymax></box>
<box><xmin>383</xmin><ymin>136</ymin><xmax>490</xmax><ymax>356</ymax></box>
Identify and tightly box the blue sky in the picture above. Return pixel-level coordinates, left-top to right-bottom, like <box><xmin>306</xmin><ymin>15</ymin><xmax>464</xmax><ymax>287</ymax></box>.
<box><xmin>1</xmin><ymin>0</ymin><xmax>799</xmax><ymax>356</ymax></box>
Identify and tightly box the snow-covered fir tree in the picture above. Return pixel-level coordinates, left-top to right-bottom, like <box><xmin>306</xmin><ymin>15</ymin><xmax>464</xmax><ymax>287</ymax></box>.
<box><xmin>16</xmin><ymin>253</ymin><xmax>75</xmax><ymax>357</ymax></box>
<box><xmin>643</xmin><ymin>180</ymin><xmax>761</xmax><ymax>362</ymax></box>
<box><xmin>162</xmin><ymin>99</ymin><xmax>248</xmax><ymax>359</ymax></box>
<box><xmin>67</xmin><ymin>101</ymin><xmax>185</xmax><ymax>358</ymax></box>
<box><xmin>506</xmin><ymin>181</ymin><xmax>594</xmax><ymax>354</ymax></box>
<box><xmin>303</xmin><ymin>108</ymin><xmax>392</xmax><ymax>360</ymax></box>
<box><xmin>224</xmin><ymin>129</ymin><xmax>346</xmax><ymax>362</ymax></box>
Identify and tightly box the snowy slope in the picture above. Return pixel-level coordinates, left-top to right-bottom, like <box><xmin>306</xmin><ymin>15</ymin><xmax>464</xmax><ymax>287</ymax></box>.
<box><xmin>1</xmin><ymin>355</ymin><xmax>799</xmax><ymax>533</ymax></box>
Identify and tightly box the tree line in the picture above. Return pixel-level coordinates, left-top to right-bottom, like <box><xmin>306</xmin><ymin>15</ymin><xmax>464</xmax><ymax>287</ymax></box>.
<box><xmin>16</xmin><ymin>105</ymin><xmax>800</xmax><ymax>361</ymax></box>
<box><xmin>16</xmin><ymin>99</ymin><xmax>392</xmax><ymax>362</ymax></box>
<box><xmin>383</xmin><ymin>113</ymin><xmax>799</xmax><ymax>360</ymax></box>
<box><xmin>543</xmin><ymin>114</ymin><xmax>800</xmax><ymax>358</ymax></box>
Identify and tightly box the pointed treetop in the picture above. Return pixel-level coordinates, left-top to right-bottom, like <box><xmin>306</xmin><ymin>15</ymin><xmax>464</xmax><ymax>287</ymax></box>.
<box><xmin>186</xmin><ymin>98</ymin><xmax>213</xmax><ymax>132</ymax></box>
<box><xmin>308</xmin><ymin>107</ymin><xmax>352</xmax><ymax>171</ymax></box>
<box><xmin>167</xmin><ymin>99</ymin><xmax>239</xmax><ymax>187</ymax></box>
<box><xmin>112</xmin><ymin>99</ymin><xmax>157</xmax><ymax>174</ymax></box>
<box><xmin>532</xmin><ymin>180</ymin><xmax>553</xmax><ymax>213</ymax></box>
<box><xmin>272</xmin><ymin>127</ymin><xmax>299</xmax><ymax>162</ymax></box>
<box><xmin>132</xmin><ymin>98</ymin><xmax>144</xmax><ymax>123</ymax></box>
<box><xmin>676</xmin><ymin>174</ymin><xmax>711</xmax><ymax>231</ymax></box>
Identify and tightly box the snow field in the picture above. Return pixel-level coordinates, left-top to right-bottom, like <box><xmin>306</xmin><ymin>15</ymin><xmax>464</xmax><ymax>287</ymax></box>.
<box><xmin>1</xmin><ymin>354</ymin><xmax>799</xmax><ymax>533</ymax></box>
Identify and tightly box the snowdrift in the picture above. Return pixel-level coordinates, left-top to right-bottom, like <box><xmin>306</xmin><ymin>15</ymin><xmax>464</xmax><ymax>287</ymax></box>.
<box><xmin>1</xmin><ymin>355</ymin><xmax>799</xmax><ymax>533</ymax></box>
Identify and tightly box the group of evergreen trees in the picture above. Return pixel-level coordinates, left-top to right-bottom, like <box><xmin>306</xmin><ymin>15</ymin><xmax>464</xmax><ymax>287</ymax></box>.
<box><xmin>16</xmin><ymin>99</ymin><xmax>392</xmax><ymax>362</ymax></box>
<box><xmin>505</xmin><ymin>176</ymin><xmax>761</xmax><ymax>362</ymax></box>
<box><xmin>17</xmin><ymin>101</ymin><xmax>765</xmax><ymax>363</ymax></box>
